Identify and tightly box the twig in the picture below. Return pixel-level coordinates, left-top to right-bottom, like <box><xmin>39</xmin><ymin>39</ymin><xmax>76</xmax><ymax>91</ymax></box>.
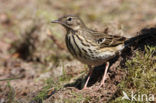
<box><xmin>0</xmin><ymin>77</ymin><xmax>21</xmax><ymax>81</ymax></box>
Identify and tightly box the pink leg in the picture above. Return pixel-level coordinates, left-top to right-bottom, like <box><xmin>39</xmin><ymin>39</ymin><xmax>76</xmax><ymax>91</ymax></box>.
<box><xmin>82</xmin><ymin>66</ymin><xmax>93</xmax><ymax>90</ymax></box>
<box><xmin>99</xmin><ymin>62</ymin><xmax>110</xmax><ymax>87</ymax></box>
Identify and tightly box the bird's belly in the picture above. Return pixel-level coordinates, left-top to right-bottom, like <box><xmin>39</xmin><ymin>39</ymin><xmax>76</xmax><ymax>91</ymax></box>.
<box><xmin>76</xmin><ymin>50</ymin><xmax>116</xmax><ymax>66</ymax></box>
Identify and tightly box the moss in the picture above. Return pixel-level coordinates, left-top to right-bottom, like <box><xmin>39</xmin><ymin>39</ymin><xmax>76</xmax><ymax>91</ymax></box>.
<box><xmin>111</xmin><ymin>46</ymin><xmax>156</xmax><ymax>103</ymax></box>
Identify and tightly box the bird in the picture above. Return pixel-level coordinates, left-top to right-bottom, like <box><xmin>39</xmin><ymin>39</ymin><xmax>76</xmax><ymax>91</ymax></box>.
<box><xmin>51</xmin><ymin>15</ymin><xmax>152</xmax><ymax>90</ymax></box>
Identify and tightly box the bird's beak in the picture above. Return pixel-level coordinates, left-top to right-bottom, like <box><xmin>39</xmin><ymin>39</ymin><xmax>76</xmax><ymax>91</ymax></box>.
<box><xmin>51</xmin><ymin>20</ymin><xmax>60</xmax><ymax>23</ymax></box>
<box><xmin>51</xmin><ymin>19</ymin><xmax>68</xmax><ymax>28</ymax></box>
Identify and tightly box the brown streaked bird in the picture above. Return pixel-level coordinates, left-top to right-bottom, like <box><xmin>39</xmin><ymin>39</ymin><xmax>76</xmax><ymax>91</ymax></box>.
<box><xmin>51</xmin><ymin>15</ymin><xmax>150</xmax><ymax>89</ymax></box>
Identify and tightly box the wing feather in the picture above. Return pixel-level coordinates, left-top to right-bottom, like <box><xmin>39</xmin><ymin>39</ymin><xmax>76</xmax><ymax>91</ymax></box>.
<box><xmin>84</xmin><ymin>28</ymin><xmax>127</xmax><ymax>48</ymax></box>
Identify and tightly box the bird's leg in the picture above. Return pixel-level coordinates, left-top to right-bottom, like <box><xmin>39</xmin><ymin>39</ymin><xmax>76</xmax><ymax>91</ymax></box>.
<box><xmin>99</xmin><ymin>62</ymin><xmax>110</xmax><ymax>87</ymax></box>
<box><xmin>82</xmin><ymin>65</ymin><xmax>93</xmax><ymax>90</ymax></box>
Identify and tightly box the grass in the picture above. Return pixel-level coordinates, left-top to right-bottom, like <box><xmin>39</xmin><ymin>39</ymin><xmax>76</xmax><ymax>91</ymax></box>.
<box><xmin>33</xmin><ymin>78</ymin><xmax>56</xmax><ymax>102</ymax></box>
<box><xmin>111</xmin><ymin>46</ymin><xmax>156</xmax><ymax>103</ymax></box>
<box><xmin>32</xmin><ymin>66</ymin><xmax>73</xmax><ymax>102</ymax></box>
<box><xmin>32</xmin><ymin>78</ymin><xmax>59</xmax><ymax>102</ymax></box>
<box><xmin>64</xmin><ymin>92</ymin><xmax>91</xmax><ymax>103</ymax></box>
<box><xmin>6</xmin><ymin>81</ymin><xmax>16</xmax><ymax>103</ymax></box>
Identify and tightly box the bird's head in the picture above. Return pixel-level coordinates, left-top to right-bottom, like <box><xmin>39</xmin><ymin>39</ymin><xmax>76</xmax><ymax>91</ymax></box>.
<box><xmin>51</xmin><ymin>15</ymin><xmax>86</xmax><ymax>31</ymax></box>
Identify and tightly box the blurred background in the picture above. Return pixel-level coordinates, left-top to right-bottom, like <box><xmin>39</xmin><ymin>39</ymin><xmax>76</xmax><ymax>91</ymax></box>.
<box><xmin>0</xmin><ymin>0</ymin><xmax>156</xmax><ymax>102</ymax></box>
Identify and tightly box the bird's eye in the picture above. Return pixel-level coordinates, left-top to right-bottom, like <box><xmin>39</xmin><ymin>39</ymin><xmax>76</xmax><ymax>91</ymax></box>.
<box><xmin>97</xmin><ymin>38</ymin><xmax>105</xmax><ymax>44</ymax></box>
<box><xmin>67</xmin><ymin>17</ymin><xmax>72</xmax><ymax>21</ymax></box>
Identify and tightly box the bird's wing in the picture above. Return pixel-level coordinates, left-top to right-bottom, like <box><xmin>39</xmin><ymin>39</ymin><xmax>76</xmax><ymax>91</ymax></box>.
<box><xmin>98</xmin><ymin>34</ymin><xmax>127</xmax><ymax>48</ymax></box>
<box><xmin>86</xmin><ymin>29</ymin><xmax>127</xmax><ymax>48</ymax></box>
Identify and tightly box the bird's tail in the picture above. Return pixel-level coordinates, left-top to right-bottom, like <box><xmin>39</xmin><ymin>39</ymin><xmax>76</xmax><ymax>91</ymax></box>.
<box><xmin>124</xmin><ymin>27</ymin><xmax>156</xmax><ymax>47</ymax></box>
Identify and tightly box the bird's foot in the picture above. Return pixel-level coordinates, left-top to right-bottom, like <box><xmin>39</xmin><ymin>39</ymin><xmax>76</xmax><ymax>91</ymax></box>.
<box><xmin>81</xmin><ymin>86</ymin><xmax>92</xmax><ymax>90</ymax></box>
<box><xmin>99</xmin><ymin>82</ymin><xmax>105</xmax><ymax>88</ymax></box>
